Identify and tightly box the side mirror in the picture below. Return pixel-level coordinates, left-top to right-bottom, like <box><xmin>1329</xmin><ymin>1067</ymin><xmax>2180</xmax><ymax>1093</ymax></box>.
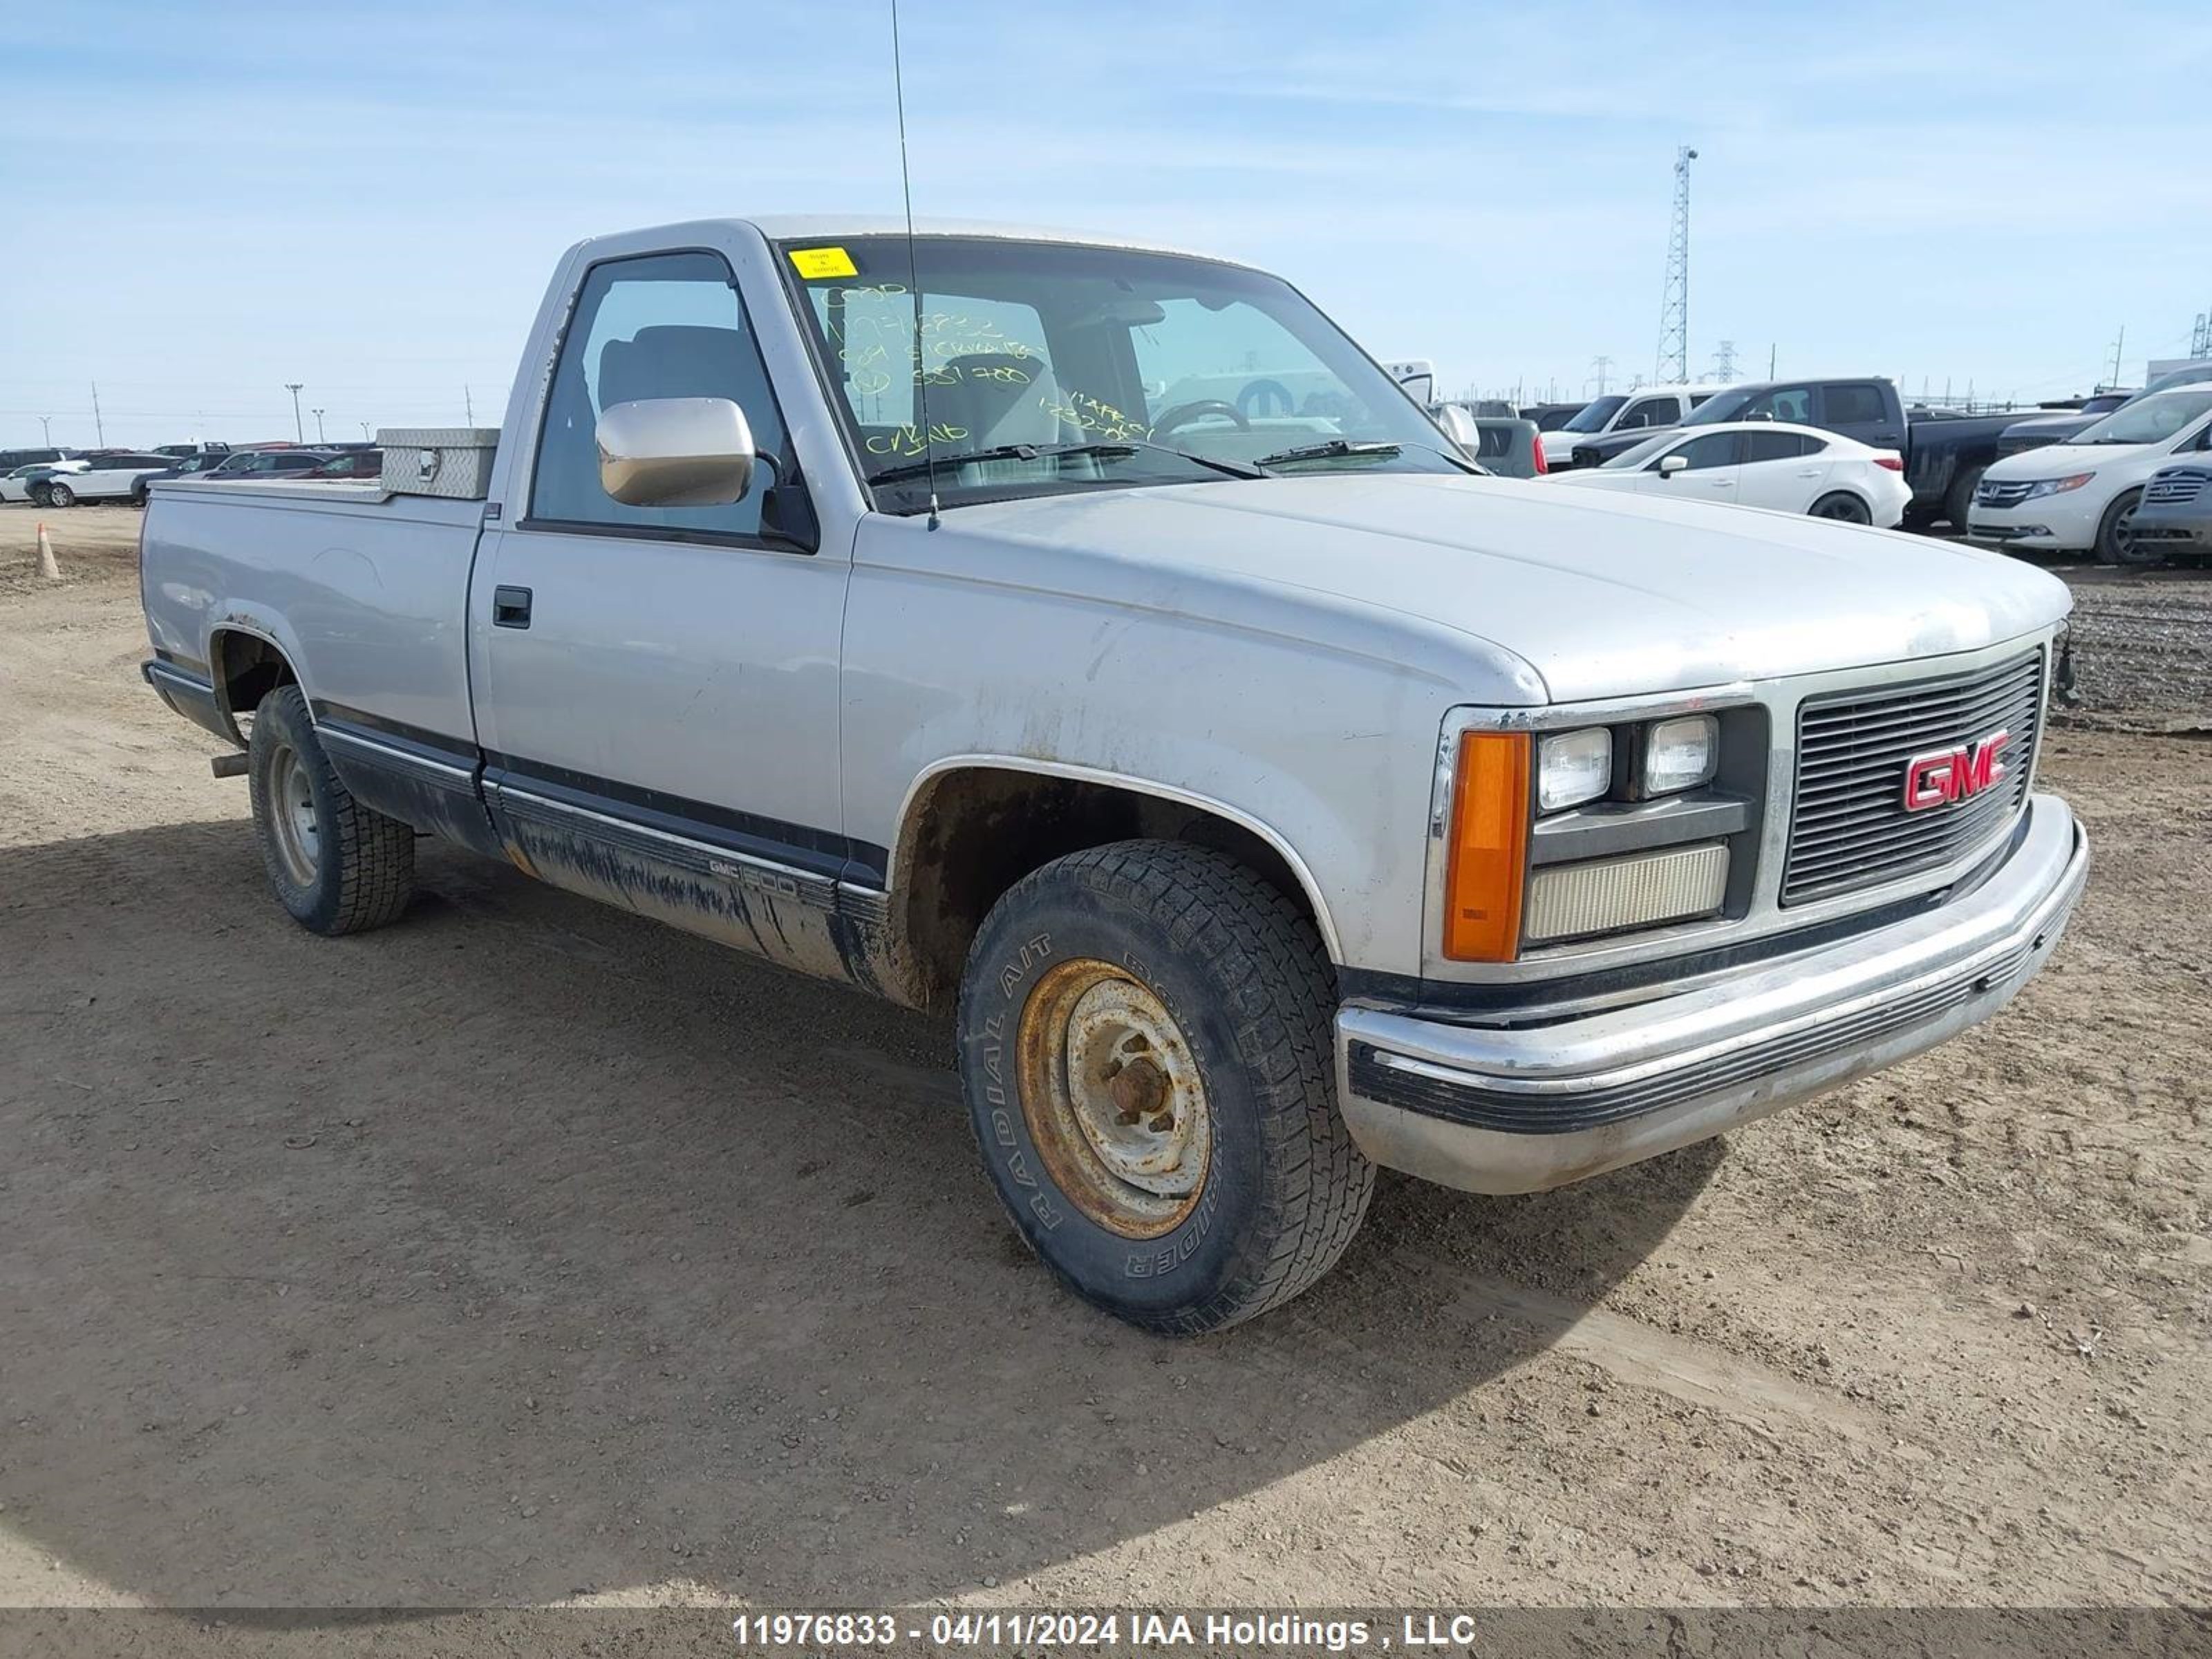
<box><xmin>596</xmin><ymin>397</ymin><xmax>758</xmax><ymax>507</ymax></box>
<box><xmin>1657</xmin><ymin>453</ymin><xmax>1689</xmax><ymax>476</ymax></box>
<box><xmin>1432</xmin><ymin>404</ymin><xmax>1482</xmax><ymax>456</ymax></box>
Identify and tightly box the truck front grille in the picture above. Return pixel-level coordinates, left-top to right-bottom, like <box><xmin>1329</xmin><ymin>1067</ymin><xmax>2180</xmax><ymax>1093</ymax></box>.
<box><xmin>2145</xmin><ymin>469</ymin><xmax>2209</xmax><ymax>506</ymax></box>
<box><xmin>1782</xmin><ymin>650</ymin><xmax>2045</xmax><ymax>907</ymax></box>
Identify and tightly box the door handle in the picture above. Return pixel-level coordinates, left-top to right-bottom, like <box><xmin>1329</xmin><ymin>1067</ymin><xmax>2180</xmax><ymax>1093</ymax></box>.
<box><xmin>492</xmin><ymin>585</ymin><xmax>533</xmax><ymax>628</ymax></box>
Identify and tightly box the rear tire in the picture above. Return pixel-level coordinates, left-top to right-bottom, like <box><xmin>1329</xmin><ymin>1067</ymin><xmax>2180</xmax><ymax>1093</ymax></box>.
<box><xmin>247</xmin><ymin>684</ymin><xmax>415</xmax><ymax>935</ymax></box>
<box><xmin>955</xmin><ymin>841</ymin><xmax>1374</xmax><ymax>1334</ymax></box>
<box><xmin>2093</xmin><ymin>488</ymin><xmax>2155</xmax><ymax>565</ymax></box>
<box><xmin>1810</xmin><ymin>491</ymin><xmax>1872</xmax><ymax>524</ymax></box>
<box><xmin>46</xmin><ymin>482</ymin><xmax>75</xmax><ymax>508</ymax></box>
<box><xmin>1944</xmin><ymin>464</ymin><xmax>1986</xmax><ymax>532</ymax></box>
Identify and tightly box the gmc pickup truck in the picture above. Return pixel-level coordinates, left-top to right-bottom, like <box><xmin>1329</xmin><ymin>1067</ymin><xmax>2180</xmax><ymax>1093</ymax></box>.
<box><xmin>139</xmin><ymin>217</ymin><xmax>2089</xmax><ymax>1334</ymax></box>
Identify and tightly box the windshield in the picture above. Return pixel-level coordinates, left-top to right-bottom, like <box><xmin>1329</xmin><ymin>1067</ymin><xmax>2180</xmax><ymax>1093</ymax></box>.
<box><xmin>1678</xmin><ymin>387</ymin><xmax>1759</xmax><ymax>427</ymax></box>
<box><xmin>1559</xmin><ymin>395</ymin><xmax>1626</xmax><ymax>433</ymax></box>
<box><xmin>2067</xmin><ymin>388</ymin><xmax>2212</xmax><ymax>447</ymax></box>
<box><xmin>1599</xmin><ymin>431</ymin><xmax>1683</xmax><ymax>471</ymax></box>
<box><xmin>780</xmin><ymin>235</ymin><xmax>1465</xmax><ymax>512</ymax></box>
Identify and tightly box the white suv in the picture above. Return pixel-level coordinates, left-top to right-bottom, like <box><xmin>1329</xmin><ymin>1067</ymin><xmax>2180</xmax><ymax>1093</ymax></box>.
<box><xmin>1969</xmin><ymin>386</ymin><xmax>2212</xmax><ymax>563</ymax></box>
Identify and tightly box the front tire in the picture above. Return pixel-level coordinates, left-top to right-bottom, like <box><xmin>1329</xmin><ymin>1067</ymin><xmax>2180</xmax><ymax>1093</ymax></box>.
<box><xmin>2094</xmin><ymin>487</ymin><xmax>2155</xmax><ymax>565</ymax></box>
<box><xmin>247</xmin><ymin>685</ymin><xmax>415</xmax><ymax>935</ymax></box>
<box><xmin>955</xmin><ymin>841</ymin><xmax>1374</xmax><ymax>1334</ymax></box>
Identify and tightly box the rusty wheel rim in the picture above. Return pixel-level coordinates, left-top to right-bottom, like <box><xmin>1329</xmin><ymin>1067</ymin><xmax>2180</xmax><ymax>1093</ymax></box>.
<box><xmin>1015</xmin><ymin>959</ymin><xmax>1211</xmax><ymax>1239</ymax></box>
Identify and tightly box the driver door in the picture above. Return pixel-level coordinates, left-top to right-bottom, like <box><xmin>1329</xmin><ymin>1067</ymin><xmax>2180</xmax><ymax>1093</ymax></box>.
<box><xmin>1652</xmin><ymin>430</ymin><xmax>1743</xmax><ymax>500</ymax></box>
<box><xmin>469</xmin><ymin>248</ymin><xmax>857</xmax><ymax>971</ymax></box>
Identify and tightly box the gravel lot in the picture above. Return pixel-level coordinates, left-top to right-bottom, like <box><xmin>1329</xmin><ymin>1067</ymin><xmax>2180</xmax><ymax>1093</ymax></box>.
<box><xmin>1</xmin><ymin>505</ymin><xmax>2206</xmax><ymax>1619</ymax></box>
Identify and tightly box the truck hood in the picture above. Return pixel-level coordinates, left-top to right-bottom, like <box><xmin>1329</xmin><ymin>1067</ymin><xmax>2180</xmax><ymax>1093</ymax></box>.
<box><xmin>944</xmin><ymin>472</ymin><xmax>2072</xmax><ymax>704</ymax></box>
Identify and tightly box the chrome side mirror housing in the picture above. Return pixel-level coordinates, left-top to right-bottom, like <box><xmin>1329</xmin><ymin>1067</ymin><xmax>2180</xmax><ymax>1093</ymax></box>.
<box><xmin>1432</xmin><ymin>403</ymin><xmax>1483</xmax><ymax>457</ymax></box>
<box><xmin>596</xmin><ymin>397</ymin><xmax>757</xmax><ymax>507</ymax></box>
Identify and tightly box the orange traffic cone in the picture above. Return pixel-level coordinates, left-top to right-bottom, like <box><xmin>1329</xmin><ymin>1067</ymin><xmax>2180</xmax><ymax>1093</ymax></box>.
<box><xmin>36</xmin><ymin>521</ymin><xmax>60</xmax><ymax>580</ymax></box>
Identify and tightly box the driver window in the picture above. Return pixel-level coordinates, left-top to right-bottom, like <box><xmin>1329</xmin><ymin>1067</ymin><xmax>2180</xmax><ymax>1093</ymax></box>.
<box><xmin>1665</xmin><ymin>432</ymin><xmax>1741</xmax><ymax>471</ymax></box>
<box><xmin>1745</xmin><ymin>386</ymin><xmax>1812</xmax><ymax>424</ymax></box>
<box><xmin>533</xmin><ymin>250</ymin><xmax>787</xmax><ymax>535</ymax></box>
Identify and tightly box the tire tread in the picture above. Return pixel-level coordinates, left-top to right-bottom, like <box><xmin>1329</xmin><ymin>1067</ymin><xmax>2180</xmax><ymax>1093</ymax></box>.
<box><xmin>250</xmin><ymin>686</ymin><xmax>415</xmax><ymax>935</ymax></box>
<box><xmin>959</xmin><ymin>840</ymin><xmax>1374</xmax><ymax>1334</ymax></box>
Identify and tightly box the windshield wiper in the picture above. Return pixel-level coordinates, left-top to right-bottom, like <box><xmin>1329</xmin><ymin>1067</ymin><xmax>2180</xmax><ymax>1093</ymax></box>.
<box><xmin>870</xmin><ymin>440</ymin><xmax>1260</xmax><ymax>485</ymax></box>
<box><xmin>1253</xmin><ymin>438</ymin><xmax>1402</xmax><ymax>468</ymax></box>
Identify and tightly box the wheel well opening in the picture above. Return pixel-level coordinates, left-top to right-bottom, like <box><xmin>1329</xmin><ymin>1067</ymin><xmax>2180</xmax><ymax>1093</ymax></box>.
<box><xmin>213</xmin><ymin>632</ymin><xmax>297</xmax><ymax>727</ymax></box>
<box><xmin>896</xmin><ymin>768</ymin><xmax>1322</xmax><ymax>1014</ymax></box>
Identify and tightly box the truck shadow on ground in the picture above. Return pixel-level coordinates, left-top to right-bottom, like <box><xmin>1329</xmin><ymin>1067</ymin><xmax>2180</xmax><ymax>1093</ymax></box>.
<box><xmin>0</xmin><ymin>819</ymin><xmax>1718</xmax><ymax>1609</ymax></box>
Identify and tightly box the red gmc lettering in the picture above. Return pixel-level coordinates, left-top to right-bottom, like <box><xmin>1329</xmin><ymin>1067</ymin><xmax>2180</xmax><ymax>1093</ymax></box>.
<box><xmin>1903</xmin><ymin>730</ymin><xmax>2011</xmax><ymax>811</ymax></box>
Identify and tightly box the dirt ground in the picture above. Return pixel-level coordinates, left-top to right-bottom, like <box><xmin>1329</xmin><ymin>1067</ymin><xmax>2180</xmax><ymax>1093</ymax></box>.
<box><xmin>1</xmin><ymin>505</ymin><xmax>2206</xmax><ymax>1614</ymax></box>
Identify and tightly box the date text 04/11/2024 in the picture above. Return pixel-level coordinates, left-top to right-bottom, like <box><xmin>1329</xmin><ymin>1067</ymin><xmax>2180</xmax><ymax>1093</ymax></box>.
<box><xmin>729</xmin><ymin>1611</ymin><xmax>1498</xmax><ymax>1651</ymax></box>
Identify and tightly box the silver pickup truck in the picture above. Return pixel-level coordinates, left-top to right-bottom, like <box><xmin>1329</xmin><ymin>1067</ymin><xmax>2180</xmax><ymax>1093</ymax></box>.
<box><xmin>140</xmin><ymin>217</ymin><xmax>2089</xmax><ymax>1333</ymax></box>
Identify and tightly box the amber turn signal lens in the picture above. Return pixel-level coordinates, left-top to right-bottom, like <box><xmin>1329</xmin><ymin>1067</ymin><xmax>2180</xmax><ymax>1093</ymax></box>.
<box><xmin>1443</xmin><ymin>732</ymin><xmax>1530</xmax><ymax>962</ymax></box>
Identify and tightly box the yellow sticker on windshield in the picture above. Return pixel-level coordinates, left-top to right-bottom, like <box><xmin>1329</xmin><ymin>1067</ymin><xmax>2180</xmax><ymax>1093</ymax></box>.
<box><xmin>788</xmin><ymin>245</ymin><xmax>859</xmax><ymax>279</ymax></box>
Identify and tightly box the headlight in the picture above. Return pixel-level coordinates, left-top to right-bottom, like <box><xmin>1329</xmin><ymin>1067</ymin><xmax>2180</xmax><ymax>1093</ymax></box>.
<box><xmin>1640</xmin><ymin>714</ymin><xmax>1718</xmax><ymax>796</ymax></box>
<box><xmin>1537</xmin><ymin>727</ymin><xmax>1612</xmax><ymax>812</ymax></box>
<box><xmin>2022</xmin><ymin>473</ymin><xmax>2095</xmax><ymax>500</ymax></box>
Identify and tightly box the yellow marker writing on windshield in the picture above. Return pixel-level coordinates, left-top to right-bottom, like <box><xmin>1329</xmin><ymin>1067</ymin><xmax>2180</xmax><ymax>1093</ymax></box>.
<box><xmin>789</xmin><ymin>246</ymin><xmax>859</xmax><ymax>279</ymax></box>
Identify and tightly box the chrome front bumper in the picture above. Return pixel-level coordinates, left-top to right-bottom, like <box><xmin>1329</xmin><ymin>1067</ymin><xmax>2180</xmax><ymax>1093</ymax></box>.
<box><xmin>1337</xmin><ymin>794</ymin><xmax>2088</xmax><ymax>1195</ymax></box>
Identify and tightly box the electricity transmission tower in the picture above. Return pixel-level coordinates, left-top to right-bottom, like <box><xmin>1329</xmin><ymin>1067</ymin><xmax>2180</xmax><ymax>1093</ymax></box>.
<box><xmin>1588</xmin><ymin>355</ymin><xmax>1614</xmax><ymax>395</ymax></box>
<box><xmin>2193</xmin><ymin>311</ymin><xmax>2211</xmax><ymax>358</ymax></box>
<box><xmin>1656</xmin><ymin>145</ymin><xmax>1697</xmax><ymax>383</ymax></box>
<box><xmin>1712</xmin><ymin>339</ymin><xmax>1738</xmax><ymax>382</ymax></box>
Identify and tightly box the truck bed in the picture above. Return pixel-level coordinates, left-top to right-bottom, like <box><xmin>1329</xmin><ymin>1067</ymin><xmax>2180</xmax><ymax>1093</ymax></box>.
<box><xmin>140</xmin><ymin>478</ymin><xmax>487</xmax><ymax>753</ymax></box>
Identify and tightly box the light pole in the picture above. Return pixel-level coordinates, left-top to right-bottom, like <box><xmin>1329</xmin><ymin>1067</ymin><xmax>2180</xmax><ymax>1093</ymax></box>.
<box><xmin>39</xmin><ymin>415</ymin><xmax>51</xmax><ymax>447</ymax></box>
<box><xmin>285</xmin><ymin>383</ymin><xmax>305</xmax><ymax>443</ymax></box>
<box><xmin>359</xmin><ymin>421</ymin><xmax>371</xmax><ymax>440</ymax></box>
<box><xmin>312</xmin><ymin>407</ymin><xmax>327</xmax><ymax>443</ymax></box>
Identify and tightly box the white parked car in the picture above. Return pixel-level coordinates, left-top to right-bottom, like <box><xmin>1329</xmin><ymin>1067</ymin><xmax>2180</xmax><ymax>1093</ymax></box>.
<box><xmin>1544</xmin><ymin>421</ymin><xmax>1913</xmax><ymax>526</ymax></box>
<box><xmin>40</xmin><ymin>452</ymin><xmax>176</xmax><ymax>507</ymax></box>
<box><xmin>1969</xmin><ymin>386</ymin><xmax>2212</xmax><ymax>563</ymax></box>
<box><xmin>1537</xmin><ymin>384</ymin><xmax>1723</xmax><ymax>470</ymax></box>
<box><xmin>0</xmin><ymin>460</ymin><xmax>86</xmax><ymax>504</ymax></box>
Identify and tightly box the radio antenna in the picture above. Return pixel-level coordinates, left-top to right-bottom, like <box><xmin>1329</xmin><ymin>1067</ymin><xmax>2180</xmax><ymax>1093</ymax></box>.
<box><xmin>890</xmin><ymin>0</ymin><xmax>939</xmax><ymax>529</ymax></box>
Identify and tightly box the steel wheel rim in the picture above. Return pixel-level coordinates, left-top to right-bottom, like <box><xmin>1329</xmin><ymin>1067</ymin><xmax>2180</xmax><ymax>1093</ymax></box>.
<box><xmin>1015</xmin><ymin>958</ymin><xmax>1212</xmax><ymax>1239</ymax></box>
<box><xmin>267</xmin><ymin>743</ymin><xmax>321</xmax><ymax>887</ymax></box>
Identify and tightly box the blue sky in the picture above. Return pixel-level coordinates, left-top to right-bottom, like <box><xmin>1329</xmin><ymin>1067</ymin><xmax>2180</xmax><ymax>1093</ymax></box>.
<box><xmin>5</xmin><ymin>0</ymin><xmax>2210</xmax><ymax>449</ymax></box>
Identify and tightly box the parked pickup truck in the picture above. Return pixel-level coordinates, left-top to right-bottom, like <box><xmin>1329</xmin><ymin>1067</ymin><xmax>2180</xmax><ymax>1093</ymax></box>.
<box><xmin>140</xmin><ymin>217</ymin><xmax>2090</xmax><ymax>1333</ymax></box>
<box><xmin>1561</xmin><ymin>377</ymin><xmax>2018</xmax><ymax>531</ymax></box>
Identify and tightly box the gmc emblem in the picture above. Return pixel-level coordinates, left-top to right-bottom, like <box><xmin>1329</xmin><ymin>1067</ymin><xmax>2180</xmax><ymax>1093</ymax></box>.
<box><xmin>1903</xmin><ymin>729</ymin><xmax>2011</xmax><ymax>811</ymax></box>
